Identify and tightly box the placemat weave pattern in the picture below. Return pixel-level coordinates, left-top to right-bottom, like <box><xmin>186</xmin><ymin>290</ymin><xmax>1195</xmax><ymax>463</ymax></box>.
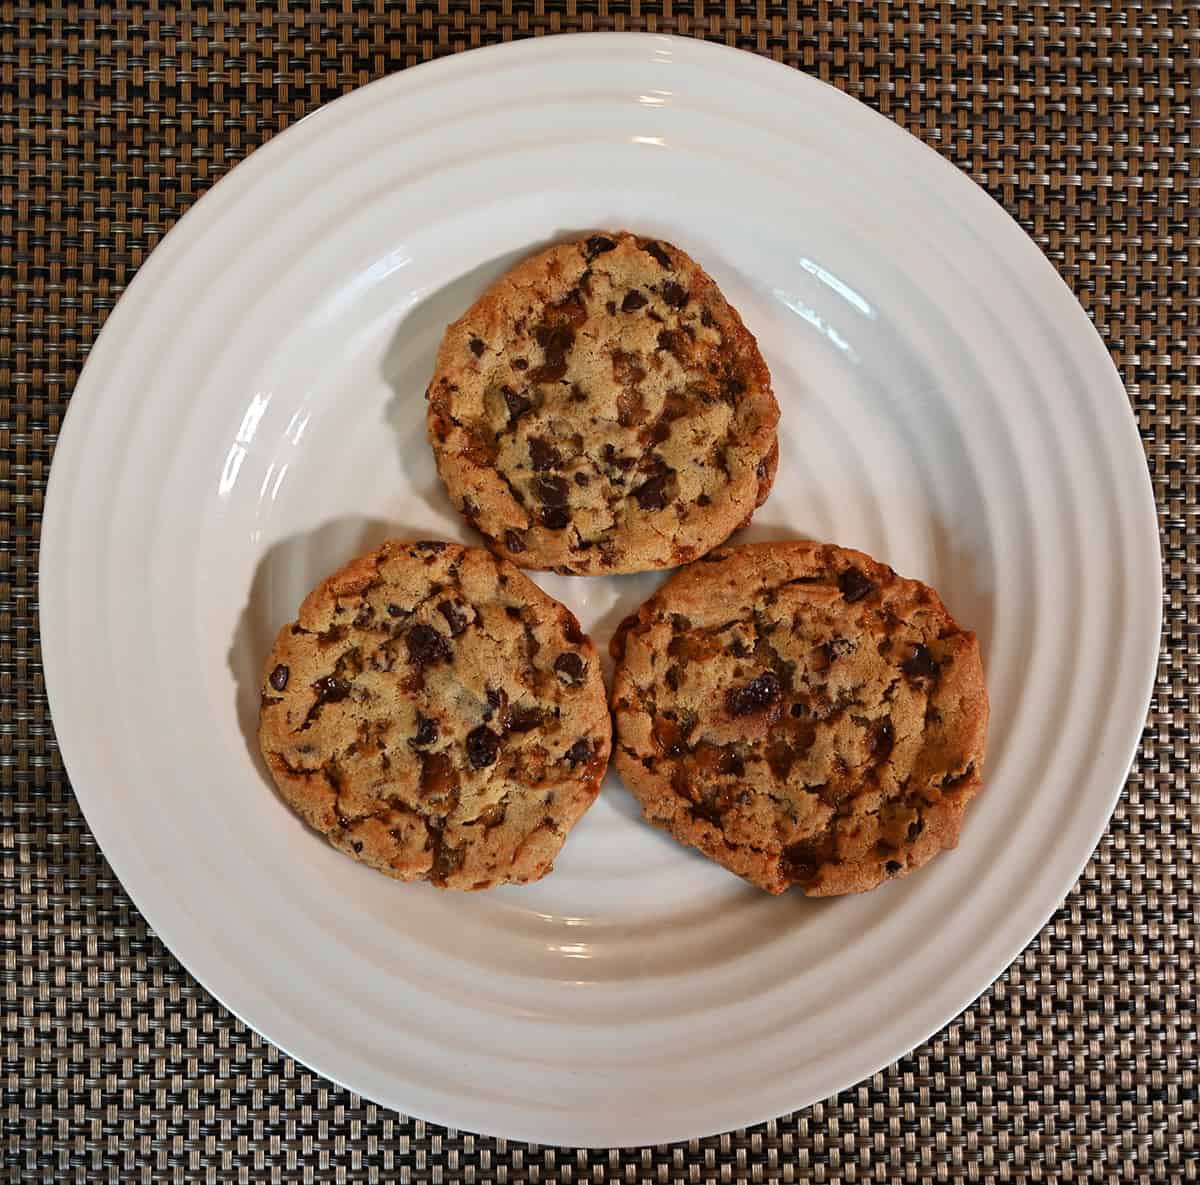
<box><xmin>2</xmin><ymin>3</ymin><xmax>1195</xmax><ymax>1182</ymax></box>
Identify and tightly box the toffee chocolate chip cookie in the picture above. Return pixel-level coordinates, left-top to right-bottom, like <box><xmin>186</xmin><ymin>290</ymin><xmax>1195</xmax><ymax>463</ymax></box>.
<box><xmin>258</xmin><ymin>541</ymin><xmax>611</xmax><ymax>889</ymax></box>
<box><xmin>427</xmin><ymin>232</ymin><xmax>779</xmax><ymax>575</ymax></box>
<box><xmin>610</xmin><ymin>541</ymin><xmax>988</xmax><ymax>895</ymax></box>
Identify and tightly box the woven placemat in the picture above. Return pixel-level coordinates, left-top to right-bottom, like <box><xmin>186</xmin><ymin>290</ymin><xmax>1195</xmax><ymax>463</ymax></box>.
<box><xmin>2</xmin><ymin>3</ymin><xmax>1195</xmax><ymax>1182</ymax></box>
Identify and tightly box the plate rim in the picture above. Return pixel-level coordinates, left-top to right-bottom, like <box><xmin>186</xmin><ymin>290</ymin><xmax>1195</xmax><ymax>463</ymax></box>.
<box><xmin>39</xmin><ymin>31</ymin><xmax>1162</xmax><ymax>1146</ymax></box>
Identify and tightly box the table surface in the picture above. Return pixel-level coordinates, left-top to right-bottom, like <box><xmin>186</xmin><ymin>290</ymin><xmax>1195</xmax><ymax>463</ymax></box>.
<box><xmin>2</xmin><ymin>3</ymin><xmax>1195</xmax><ymax>1183</ymax></box>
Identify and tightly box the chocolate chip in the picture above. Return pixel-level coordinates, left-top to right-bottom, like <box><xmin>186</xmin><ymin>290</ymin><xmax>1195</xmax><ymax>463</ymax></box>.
<box><xmin>336</xmin><ymin>649</ymin><xmax>364</xmax><ymax>683</ymax></box>
<box><xmin>838</xmin><ymin>566</ymin><xmax>876</xmax><ymax>603</ymax></box>
<box><xmin>700</xmin><ymin>308</ymin><xmax>715</xmax><ymax>328</ymax></box>
<box><xmin>585</xmin><ymin>234</ymin><xmax>617</xmax><ymax>259</ymax></box>
<box><xmin>573</xmin><ymin>471</ymin><xmax>590</xmax><ymax>487</ymax></box>
<box><xmin>656</xmin><ymin>329</ymin><xmax>680</xmax><ymax>353</ymax></box>
<box><xmin>535</xmin><ymin>475</ymin><xmax>569</xmax><ymax>506</ymax></box>
<box><xmin>621</xmin><ymin>290</ymin><xmax>648</xmax><ymax>312</ymax></box>
<box><xmin>386</xmin><ymin>603</ymin><xmax>404</xmax><ymax>618</ymax></box>
<box><xmin>482</xmin><ymin>686</ymin><xmax>507</xmax><ymax>724</ymax></box>
<box><xmin>870</xmin><ymin>718</ymin><xmax>895</xmax><ymax>761</ymax></box>
<box><xmin>692</xmin><ymin>795</ymin><xmax>727</xmax><ymax>826</ymax></box>
<box><xmin>504</xmin><ymin>530</ymin><xmax>526</xmax><ymax>553</ymax></box>
<box><xmin>421</xmin><ymin>751</ymin><xmax>458</xmax><ymax>801</ymax></box>
<box><xmin>643</xmin><ymin>240</ymin><xmax>673</xmax><ymax>268</ymax></box>
<box><xmin>718</xmin><ymin>751</ymin><xmax>744</xmax><ymax>776</ymax></box>
<box><xmin>503</xmin><ymin>704</ymin><xmax>544</xmax><ymax>733</ymax></box>
<box><xmin>901</xmin><ymin>643</ymin><xmax>939</xmax><ymax>682</ymax></box>
<box><xmin>603</xmin><ymin>443</ymin><xmax>636</xmax><ymax>471</ymax></box>
<box><xmin>528</xmin><ymin>437</ymin><xmax>561</xmax><ymax>470</ymax></box>
<box><xmin>468</xmin><ymin>337</ymin><xmax>485</xmax><ymax>357</ymax></box>
<box><xmin>475</xmin><ymin>802</ymin><xmax>507</xmax><ymax>829</ymax></box>
<box><xmin>540</xmin><ymin>506</ymin><xmax>570</xmax><ymax>530</ymax></box>
<box><xmin>658</xmin><ymin>390</ymin><xmax>690</xmax><ymax>423</ymax></box>
<box><xmin>430</xmin><ymin>834</ymin><xmax>464</xmax><ymax>883</ymax></box>
<box><xmin>885</xmin><ymin>860</ymin><xmax>902</xmax><ymax>875</ymax></box>
<box><xmin>530</xmin><ymin>321</ymin><xmax>575</xmax><ymax>384</ymax></box>
<box><xmin>765</xmin><ymin>739</ymin><xmax>799</xmax><ymax>780</ymax></box>
<box><xmin>781</xmin><ymin>834</ymin><xmax>834</xmax><ymax>885</ymax></box>
<box><xmin>906</xmin><ymin>817</ymin><xmax>925</xmax><ymax>841</ymax></box>
<box><xmin>406</xmin><ymin>623</ymin><xmax>451</xmax><ymax>667</ymax></box>
<box><xmin>268</xmin><ymin>664</ymin><xmax>289</xmax><ymax>692</ymax></box>
<box><xmin>790</xmin><ymin>702</ymin><xmax>808</xmax><ymax>717</ymax></box>
<box><xmin>554</xmin><ymin>652</ymin><xmax>585</xmax><ymax>685</ymax></box>
<box><xmin>616</xmin><ymin>389</ymin><xmax>646</xmax><ymax>429</ymax></box>
<box><xmin>351</xmin><ymin>840</ymin><xmax>364</xmax><ymax>854</ymax></box>
<box><xmin>660</xmin><ymin>280</ymin><xmax>688</xmax><ymax>308</ymax></box>
<box><xmin>415</xmin><ymin>540</ymin><xmax>446</xmax><ymax>552</ymax></box>
<box><xmin>412</xmin><ymin>714</ymin><xmax>439</xmax><ymax>747</ymax></box>
<box><xmin>437</xmin><ymin>600</ymin><xmax>469</xmax><ymax>637</ymax></box>
<box><xmin>312</xmin><ymin>674</ymin><xmax>352</xmax><ymax>704</ymax></box>
<box><xmin>466</xmin><ymin>725</ymin><xmax>501</xmax><ymax>769</ymax></box>
<box><xmin>726</xmin><ymin>671</ymin><xmax>782</xmax><ymax>716</ymax></box>
<box><xmin>782</xmin><ymin>848</ymin><xmax>818</xmax><ymax>882</ymax></box>
<box><xmin>503</xmin><ymin>386</ymin><xmax>534</xmax><ymax>422</ymax></box>
<box><xmin>562</xmin><ymin>613</ymin><xmax>584</xmax><ymax>644</ymax></box>
<box><xmin>565</xmin><ymin>739</ymin><xmax>591</xmax><ymax>766</ymax></box>
<box><xmin>530</xmin><ymin>356</ymin><xmax>569</xmax><ymax>384</ymax></box>
<box><xmin>664</xmin><ymin>664</ymin><xmax>681</xmax><ymax>691</ymax></box>
<box><xmin>611</xmin><ymin>348</ymin><xmax>647</xmax><ymax>387</ymax></box>
<box><xmin>720</xmin><ymin>375</ymin><xmax>746</xmax><ymax>401</ymax></box>
<box><xmin>632</xmin><ymin>465</ymin><xmax>672</xmax><ymax>511</ymax></box>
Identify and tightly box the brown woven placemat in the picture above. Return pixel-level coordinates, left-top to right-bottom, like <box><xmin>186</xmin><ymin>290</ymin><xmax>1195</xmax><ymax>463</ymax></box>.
<box><xmin>2</xmin><ymin>3</ymin><xmax>1195</xmax><ymax>1182</ymax></box>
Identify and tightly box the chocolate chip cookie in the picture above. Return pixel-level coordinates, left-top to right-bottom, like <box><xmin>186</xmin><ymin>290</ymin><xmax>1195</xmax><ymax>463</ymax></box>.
<box><xmin>609</xmin><ymin>541</ymin><xmax>988</xmax><ymax>895</ymax></box>
<box><xmin>426</xmin><ymin>232</ymin><xmax>780</xmax><ymax>575</ymax></box>
<box><xmin>258</xmin><ymin>541</ymin><xmax>611</xmax><ymax>889</ymax></box>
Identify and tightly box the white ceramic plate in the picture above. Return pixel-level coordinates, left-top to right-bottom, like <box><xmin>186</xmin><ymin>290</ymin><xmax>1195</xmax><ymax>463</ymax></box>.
<box><xmin>41</xmin><ymin>34</ymin><xmax>1160</xmax><ymax>1147</ymax></box>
